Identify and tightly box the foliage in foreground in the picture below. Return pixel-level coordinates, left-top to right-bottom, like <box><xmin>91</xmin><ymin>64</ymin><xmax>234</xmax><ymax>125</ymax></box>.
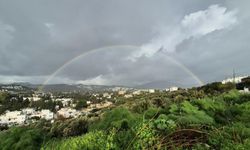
<box><xmin>0</xmin><ymin>127</ymin><xmax>47</xmax><ymax>150</ymax></box>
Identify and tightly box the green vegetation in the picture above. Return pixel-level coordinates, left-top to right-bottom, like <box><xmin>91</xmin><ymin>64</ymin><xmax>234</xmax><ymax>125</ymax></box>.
<box><xmin>30</xmin><ymin>99</ymin><xmax>63</xmax><ymax>112</ymax></box>
<box><xmin>0</xmin><ymin>127</ymin><xmax>47</xmax><ymax>150</ymax></box>
<box><xmin>0</xmin><ymin>92</ymin><xmax>63</xmax><ymax>114</ymax></box>
<box><xmin>0</xmin><ymin>92</ymin><xmax>29</xmax><ymax>114</ymax></box>
<box><xmin>74</xmin><ymin>99</ymin><xmax>87</xmax><ymax>110</ymax></box>
<box><xmin>1</xmin><ymin>83</ymin><xmax>250</xmax><ymax>149</ymax></box>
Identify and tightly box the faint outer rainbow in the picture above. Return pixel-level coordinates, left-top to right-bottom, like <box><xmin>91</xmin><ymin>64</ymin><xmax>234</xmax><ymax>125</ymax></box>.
<box><xmin>38</xmin><ymin>45</ymin><xmax>204</xmax><ymax>92</ymax></box>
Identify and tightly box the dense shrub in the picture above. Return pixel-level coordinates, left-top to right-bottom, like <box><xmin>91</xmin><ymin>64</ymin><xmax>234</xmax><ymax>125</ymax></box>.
<box><xmin>144</xmin><ymin>107</ymin><xmax>159</xmax><ymax>119</ymax></box>
<box><xmin>92</xmin><ymin>107</ymin><xmax>141</xmax><ymax>130</ymax></box>
<box><xmin>42</xmin><ymin>130</ymin><xmax>118</xmax><ymax>150</ymax></box>
<box><xmin>131</xmin><ymin>98</ymin><xmax>151</xmax><ymax>113</ymax></box>
<box><xmin>167</xmin><ymin>101</ymin><xmax>214</xmax><ymax>125</ymax></box>
<box><xmin>0</xmin><ymin>127</ymin><xmax>46</xmax><ymax>150</ymax></box>
<box><xmin>49</xmin><ymin>117</ymin><xmax>88</xmax><ymax>137</ymax></box>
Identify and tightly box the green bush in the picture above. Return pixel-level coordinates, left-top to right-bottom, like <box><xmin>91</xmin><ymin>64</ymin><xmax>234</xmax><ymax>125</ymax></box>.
<box><xmin>208</xmin><ymin>123</ymin><xmax>250</xmax><ymax>149</ymax></box>
<box><xmin>234</xmin><ymin>101</ymin><xmax>250</xmax><ymax>125</ymax></box>
<box><xmin>154</xmin><ymin>114</ymin><xmax>177</xmax><ymax>132</ymax></box>
<box><xmin>92</xmin><ymin>107</ymin><xmax>141</xmax><ymax>130</ymax></box>
<box><xmin>222</xmin><ymin>90</ymin><xmax>240</xmax><ymax>105</ymax></box>
<box><xmin>42</xmin><ymin>130</ymin><xmax>118</xmax><ymax>150</ymax></box>
<box><xmin>49</xmin><ymin>117</ymin><xmax>88</xmax><ymax>137</ymax></box>
<box><xmin>0</xmin><ymin>127</ymin><xmax>46</xmax><ymax>150</ymax></box>
<box><xmin>167</xmin><ymin>101</ymin><xmax>214</xmax><ymax>125</ymax></box>
<box><xmin>132</xmin><ymin>98</ymin><xmax>151</xmax><ymax>113</ymax></box>
<box><xmin>144</xmin><ymin>107</ymin><xmax>159</xmax><ymax>119</ymax></box>
<box><xmin>130</xmin><ymin>122</ymin><xmax>160</xmax><ymax>150</ymax></box>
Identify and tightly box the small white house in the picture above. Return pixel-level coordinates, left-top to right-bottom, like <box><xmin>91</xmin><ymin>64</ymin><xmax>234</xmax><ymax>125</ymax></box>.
<box><xmin>31</xmin><ymin>95</ymin><xmax>41</xmax><ymax>101</ymax></box>
<box><xmin>40</xmin><ymin>109</ymin><xmax>54</xmax><ymax>120</ymax></box>
<box><xmin>244</xmin><ymin>87</ymin><xmax>249</xmax><ymax>92</ymax></box>
<box><xmin>118</xmin><ymin>90</ymin><xmax>126</xmax><ymax>95</ymax></box>
<box><xmin>103</xmin><ymin>93</ymin><xmax>112</xmax><ymax>99</ymax></box>
<box><xmin>240</xmin><ymin>87</ymin><xmax>250</xmax><ymax>93</ymax></box>
<box><xmin>170</xmin><ymin>87</ymin><xmax>178</xmax><ymax>92</ymax></box>
<box><xmin>86</xmin><ymin>101</ymin><xmax>92</xmax><ymax>105</ymax></box>
<box><xmin>22</xmin><ymin>108</ymin><xmax>35</xmax><ymax>115</ymax></box>
<box><xmin>133</xmin><ymin>90</ymin><xmax>141</xmax><ymax>95</ymax></box>
<box><xmin>124</xmin><ymin>94</ymin><xmax>133</xmax><ymax>98</ymax></box>
<box><xmin>57</xmin><ymin>108</ymin><xmax>80</xmax><ymax>118</ymax></box>
<box><xmin>148</xmin><ymin>89</ymin><xmax>155</xmax><ymax>93</ymax></box>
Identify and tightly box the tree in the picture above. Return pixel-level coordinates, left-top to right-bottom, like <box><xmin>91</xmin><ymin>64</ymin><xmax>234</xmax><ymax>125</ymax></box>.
<box><xmin>75</xmin><ymin>99</ymin><xmax>87</xmax><ymax>110</ymax></box>
<box><xmin>0</xmin><ymin>92</ymin><xmax>8</xmax><ymax>104</ymax></box>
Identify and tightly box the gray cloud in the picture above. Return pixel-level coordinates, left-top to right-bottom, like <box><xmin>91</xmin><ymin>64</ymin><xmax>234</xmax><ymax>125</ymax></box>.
<box><xmin>129</xmin><ymin>5</ymin><xmax>238</xmax><ymax>60</ymax></box>
<box><xmin>0</xmin><ymin>0</ymin><xmax>249</xmax><ymax>88</ymax></box>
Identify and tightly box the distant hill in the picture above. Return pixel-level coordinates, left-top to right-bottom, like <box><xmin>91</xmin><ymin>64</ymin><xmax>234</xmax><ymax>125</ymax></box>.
<box><xmin>0</xmin><ymin>80</ymin><xmax>190</xmax><ymax>92</ymax></box>
<box><xmin>0</xmin><ymin>83</ymin><xmax>132</xmax><ymax>93</ymax></box>
<box><xmin>0</xmin><ymin>83</ymin><xmax>32</xmax><ymax>93</ymax></box>
<box><xmin>135</xmin><ymin>80</ymin><xmax>182</xmax><ymax>89</ymax></box>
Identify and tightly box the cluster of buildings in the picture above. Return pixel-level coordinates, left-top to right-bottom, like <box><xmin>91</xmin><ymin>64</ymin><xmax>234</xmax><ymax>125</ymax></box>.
<box><xmin>0</xmin><ymin>83</ymin><xmax>182</xmax><ymax>127</ymax></box>
<box><xmin>165</xmin><ymin>87</ymin><xmax>179</xmax><ymax>92</ymax></box>
<box><xmin>222</xmin><ymin>76</ymin><xmax>248</xmax><ymax>84</ymax></box>
<box><xmin>0</xmin><ymin>97</ymin><xmax>113</xmax><ymax>127</ymax></box>
<box><xmin>0</xmin><ymin>85</ymin><xmax>24</xmax><ymax>91</ymax></box>
<box><xmin>221</xmin><ymin>76</ymin><xmax>249</xmax><ymax>93</ymax></box>
<box><xmin>99</xmin><ymin>87</ymin><xmax>180</xmax><ymax>99</ymax></box>
<box><xmin>0</xmin><ymin>109</ymin><xmax>54</xmax><ymax>126</ymax></box>
<box><xmin>57</xmin><ymin>108</ymin><xmax>82</xmax><ymax>119</ymax></box>
<box><xmin>23</xmin><ymin>94</ymin><xmax>75</xmax><ymax>107</ymax></box>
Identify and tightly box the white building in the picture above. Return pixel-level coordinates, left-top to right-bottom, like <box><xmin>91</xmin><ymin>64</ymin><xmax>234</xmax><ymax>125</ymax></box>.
<box><xmin>31</xmin><ymin>95</ymin><xmax>41</xmax><ymax>101</ymax></box>
<box><xmin>170</xmin><ymin>87</ymin><xmax>179</xmax><ymax>92</ymax></box>
<box><xmin>118</xmin><ymin>90</ymin><xmax>126</xmax><ymax>95</ymax></box>
<box><xmin>89</xmin><ymin>101</ymin><xmax>113</xmax><ymax>109</ymax></box>
<box><xmin>133</xmin><ymin>90</ymin><xmax>141</xmax><ymax>95</ymax></box>
<box><xmin>124</xmin><ymin>94</ymin><xmax>133</xmax><ymax>98</ymax></box>
<box><xmin>103</xmin><ymin>93</ymin><xmax>112</xmax><ymax>99</ymax></box>
<box><xmin>0</xmin><ymin>111</ymin><xmax>26</xmax><ymax>125</ymax></box>
<box><xmin>92</xmin><ymin>93</ymin><xmax>99</xmax><ymax>97</ymax></box>
<box><xmin>222</xmin><ymin>76</ymin><xmax>247</xmax><ymax>84</ymax></box>
<box><xmin>166</xmin><ymin>87</ymin><xmax>179</xmax><ymax>92</ymax></box>
<box><xmin>29</xmin><ymin>109</ymin><xmax>54</xmax><ymax>120</ymax></box>
<box><xmin>244</xmin><ymin>87</ymin><xmax>249</xmax><ymax>92</ymax></box>
<box><xmin>148</xmin><ymin>89</ymin><xmax>155</xmax><ymax>93</ymax></box>
<box><xmin>0</xmin><ymin>108</ymin><xmax>55</xmax><ymax>126</ymax></box>
<box><xmin>40</xmin><ymin>109</ymin><xmax>54</xmax><ymax>120</ymax></box>
<box><xmin>55</xmin><ymin>98</ymin><xmax>73</xmax><ymax>107</ymax></box>
<box><xmin>22</xmin><ymin>108</ymin><xmax>35</xmax><ymax>115</ymax></box>
<box><xmin>57</xmin><ymin>108</ymin><xmax>80</xmax><ymax>118</ymax></box>
<box><xmin>239</xmin><ymin>87</ymin><xmax>250</xmax><ymax>93</ymax></box>
<box><xmin>86</xmin><ymin>101</ymin><xmax>92</xmax><ymax>105</ymax></box>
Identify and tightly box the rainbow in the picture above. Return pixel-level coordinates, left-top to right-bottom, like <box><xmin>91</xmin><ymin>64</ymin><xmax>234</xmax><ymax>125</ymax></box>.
<box><xmin>38</xmin><ymin>45</ymin><xmax>204</xmax><ymax>92</ymax></box>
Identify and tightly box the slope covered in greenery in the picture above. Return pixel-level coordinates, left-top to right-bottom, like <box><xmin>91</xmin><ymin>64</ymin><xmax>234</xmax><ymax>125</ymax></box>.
<box><xmin>43</xmin><ymin>90</ymin><xmax>250</xmax><ymax>149</ymax></box>
<box><xmin>1</xmin><ymin>83</ymin><xmax>250</xmax><ymax>149</ymax></box>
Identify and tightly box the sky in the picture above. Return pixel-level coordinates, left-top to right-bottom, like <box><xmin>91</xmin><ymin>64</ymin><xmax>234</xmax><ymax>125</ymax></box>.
<box><xmin>0</xmin><ymin>0</ymin><xmax>250</xmax><ymax>88</ymax></box>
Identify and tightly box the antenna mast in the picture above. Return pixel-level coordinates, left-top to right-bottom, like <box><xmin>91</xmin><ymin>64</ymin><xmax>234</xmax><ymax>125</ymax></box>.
<box><xmin>233</xmin><ymin>69</ymin><xmax>236</xmax><ymax>83</ymax></box>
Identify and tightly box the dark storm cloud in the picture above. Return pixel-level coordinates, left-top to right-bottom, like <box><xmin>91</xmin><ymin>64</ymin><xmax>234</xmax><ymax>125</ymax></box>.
<box><xmin>0</xmin><ymin>0</ymin><xmax>249</xmax><ymax>87</ymax></box>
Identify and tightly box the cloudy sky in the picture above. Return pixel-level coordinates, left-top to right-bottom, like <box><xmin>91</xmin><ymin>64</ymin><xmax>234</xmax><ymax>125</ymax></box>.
<box><xmin>0</xmin><ymin>0</ymin><xmax>249</xmax><ymax>88</ymax></box>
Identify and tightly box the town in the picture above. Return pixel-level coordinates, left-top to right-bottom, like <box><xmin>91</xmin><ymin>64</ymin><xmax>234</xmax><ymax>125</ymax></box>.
<box><xmin>0</xmin><ymin>76</ymin><xmax>249</xmax><ymax>127</ymax></box>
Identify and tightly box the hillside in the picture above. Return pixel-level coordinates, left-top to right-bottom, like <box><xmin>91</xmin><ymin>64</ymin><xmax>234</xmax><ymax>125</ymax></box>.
<box><xmin>0</xmin><ymin>82</ymin><xmax>250</xmax><ymax>149</ymax></box>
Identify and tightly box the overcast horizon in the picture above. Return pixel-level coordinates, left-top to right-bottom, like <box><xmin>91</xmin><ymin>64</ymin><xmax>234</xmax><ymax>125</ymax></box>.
<box><xmin>0</xmin><ymin>0</ymin><xmax>250</xmax><ymax>88</ymax></box>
